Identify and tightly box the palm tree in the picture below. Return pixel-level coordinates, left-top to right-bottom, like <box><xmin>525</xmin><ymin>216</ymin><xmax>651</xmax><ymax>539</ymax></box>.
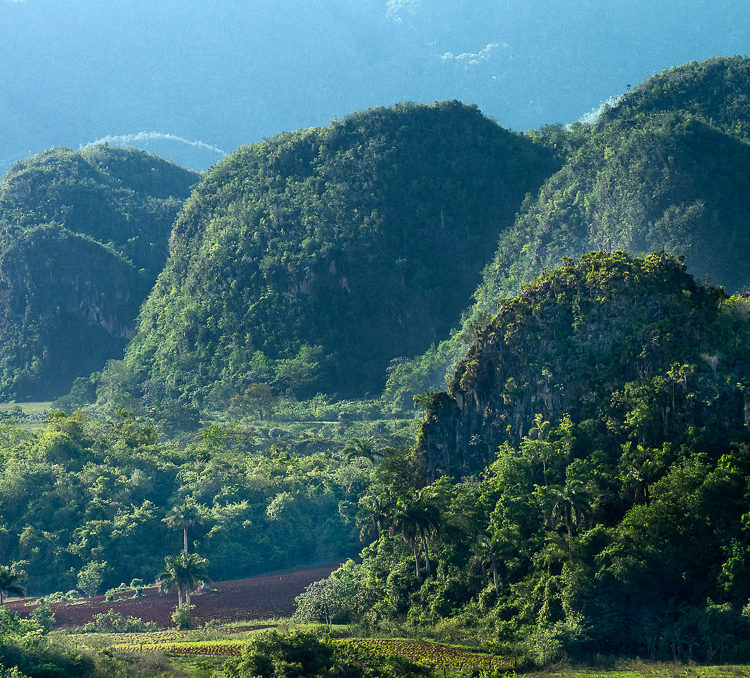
<box><xmin>342</xmin><ymin>436</ymin><xmax>381</xmax><ymax>464</ymax></box>
<box><xmin>390</xmin><ymin>487</ymin><xmax>441</xmax><ymax>580</ymax></box>
<box><xmin>547</xmin><ymin>480</ymin><xmax>592</xmax><ymax>543</ymax></box>
<box><xmin>471</xmin><ymin>536</ymin><xmax>497</xmax><ymax>593</ymax></box>
<box><xmin>164</xmin><ymin>501</ymin><xmax>202</xmax><ymax>554</ymax></box>
<box><xmin>157</xmin><ymin>552</ymin><xmax>210</xmax><ymax>608</ymax></box>
<box><xmin>355</xmin><ymin>491</ymin><xmax>391</xmax><ymax>543</ymax></box>
<box><xmin>391</xmin><ymin>501</ymin><xmax>423</xmax><ymax>580</ymax></box>
<box><xmin>0</xmin><ymin>565</ymin><xmax>26</xmax><ymax>607</ymax></box>
<box><xmin>157</xmin><ymin>555</ymin><xmax>184</xmax><ymax>609</ymax></box>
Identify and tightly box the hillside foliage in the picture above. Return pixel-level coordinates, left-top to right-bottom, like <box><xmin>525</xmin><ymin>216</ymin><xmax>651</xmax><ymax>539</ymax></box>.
<box><xmin>386</xmin><ymin>57</ymin><xmax>750</xmax><ymax>406</ymax></box>
<box><xmin>0</xmin><ymin>146</ymin><xmax>198</xmax><ymax>399</ymax></box>
<box><xmin>311</xmin><ymin>253</ymin><xmax>750</xmax><ymax>663</ymax></box>
<box><xmin>108</xmin><ymin>101</ymin><xmax>558</xmax><ymax>413</ymax></box>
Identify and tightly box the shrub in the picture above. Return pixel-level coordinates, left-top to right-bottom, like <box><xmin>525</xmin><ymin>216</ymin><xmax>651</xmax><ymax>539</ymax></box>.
<box><xmin>79</xmin><ymin>610</ymin><xmax>160</xmax><ymax>633</ymax></box>
<box><xmin>76</xmin><ymin>561</ymin><xmax>107</xmax><ymax>597</ymax></box>
<box><xmin>171</xmin><ymin>605</ymin><xmax>195</xmax><ymax>630</ymax></box>
<box><xmin>29</xmin><ymin>605</ymin><xmax>55</xmax><ymax>633</ymax></box>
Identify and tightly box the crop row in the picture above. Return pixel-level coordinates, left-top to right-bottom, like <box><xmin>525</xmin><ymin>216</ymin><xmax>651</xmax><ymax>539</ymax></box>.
<box><xmin>112</xmin><ymin>640</ymin><xmax>244</xmax><ymax>656</ymax></box>
<box><xmin>339</xmin><ymin>639</ymin><xmax>512</xmax><ymax>670</ymax></box>
<box><xmin>111</xmin><ymin>635</ymin><xmax>511</xmax><ymax>670</ymax></box>
<box><xmin>71</xmin><ymin>626</ymin><xmax>257</xmax><ymax>645</ymax></box>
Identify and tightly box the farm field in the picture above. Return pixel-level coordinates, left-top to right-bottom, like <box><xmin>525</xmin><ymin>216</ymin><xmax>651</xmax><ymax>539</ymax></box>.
<box><xmin>63</xmin><ymin>626</ymin><xmax>750</xmax><ymax>678</ymax></box>
<box><xmin>7</xmin><ymin>563</ymin><xmax>750</xmax><ymax>678</ymax></box>
<box><xmin>6</xmin><ymin>564</ymin><xmax>337</xmax><ymax>628</ymax></box>
<box><xmin>529</xmin><ymin>665</ymin><xmax>750</xmax><ymax>678</ymax></box>
<box><xmin>107</xmin><ymin>634</ymin><xmax>512</xmax><ymax>666</ymax></box>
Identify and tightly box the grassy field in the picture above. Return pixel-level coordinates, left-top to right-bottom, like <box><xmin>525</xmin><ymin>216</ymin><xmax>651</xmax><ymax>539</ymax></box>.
<box><xmin>0</xmin><ymin>401</ymin><xmax>53</xmax><ymax>431</ymax></box>
<box><xmin>0</xmin><ymin>401</ymin><xmax>52</xmax><ymax>414</ymax></box>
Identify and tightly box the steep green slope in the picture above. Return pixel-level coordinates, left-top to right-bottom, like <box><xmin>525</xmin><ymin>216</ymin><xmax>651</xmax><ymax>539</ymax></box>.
<box><xmin>475</xmin><ymin>57</ymin><xmax>750</xmax><ymax>320</ymax></box>
<box><xmin>474</xmin><ymin>113</ymin><xmax>750</xmax><ymax>317</ymax></box>
<box><xmin>419</xmin><ymin>251</ymin><xmax>748</xmax><ymax>477</ymax></box>
<box><xmin>0</xmin><ymin>146</ymin><xmax>199</xmax><ymax>399</ymax></box>
<box><xmin>331</xmin><ymin>253</ymin><xmax>750</xmax><ymax>662</ymax></box>
<box><xmin>0</xmin><ymin>145</ymin><xmax>199</xmax><ymax>280</ymax></box>
<box><xmin>0</xmin><ymin>226</ymin><xmax>145</xmax><ymax>399</ymax></box>
<box><xmin>117</xmin><ymin>101</ymin><xmax>558</xmax><ymax>407</ymax></box>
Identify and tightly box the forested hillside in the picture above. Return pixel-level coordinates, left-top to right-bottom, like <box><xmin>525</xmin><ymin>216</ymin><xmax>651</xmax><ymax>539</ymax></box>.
<box><xmin>0</xmin><ymin>146</ymin><xmax>198</xmax><ymax>400</ymax></box>
<box><xmin>317</xmin><ymin>252</ymin><xmax>750</xmax><ymax>663</ymax></box>
<box><xmin>108</xmin><ymin>101</ymin><xmax>558</xmax><ymax>413</ymax></box>
<box><xmin>601</xmin><ymin>55</ymin><xmax>750</xmax><ymax>138</ymax></box>
<box><xmin>1</xmin><ymin>54</ymin><xmax>750</xmax><ymax>675</ymax></box>
<box><xmin>387</xmin><ymin>57</ymin><xmax>750</xmax><ymax>405</ymax></box>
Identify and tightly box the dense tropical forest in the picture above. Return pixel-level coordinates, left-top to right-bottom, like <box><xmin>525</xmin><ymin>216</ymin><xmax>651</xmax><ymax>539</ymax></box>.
<box><xmin>0</xmin><ymin>56</ymin><xmax>749</xmax><ymax>676</ymax></box>
<box><xmin>327</xmin><ymin>252</ymin><xmax>750</xmax><ymax>663</ymax></box>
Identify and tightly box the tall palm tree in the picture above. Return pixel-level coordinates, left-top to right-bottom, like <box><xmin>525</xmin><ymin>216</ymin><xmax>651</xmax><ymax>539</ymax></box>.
<box><xmin>0</xmin><ymin>565</ymin><xmax>26</xmax><ymax>607</ymax></box>
<box><xmin>355</xmin><ymin>491</ymin><xmax>391</xmax><ymax>543</ymax></box>
<box><xmin>390</xmin><ymin>488</ymin><xmax>441</xmax><ymax>580</ymax></box>
<box><xmin>164</xmin><ymin>501</ymin><xmax>202</xmax><ymax>554</ymax></box>
<box><xmin>471</xmin><ymin>534</ymin><xmax>517</xmax><ymax>594</ymax></box>
<box><xmin>157</xmin><ymin>555</ymin><xmax>184</xmax><ymax>609</ymax></box>
<box><xmin>548</xmin><ymin>480</ymin><xmax>592</xmax><ymax>543</ymax></box>
<box><xmin>157</xmin><ymin>552</ymin><xmax>210</xmax><ymax>608</ymax></box>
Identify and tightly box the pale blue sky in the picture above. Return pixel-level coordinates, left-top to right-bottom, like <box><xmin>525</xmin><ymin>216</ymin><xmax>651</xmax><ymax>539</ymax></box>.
<box><xmin>1</xmin><ymin>0</ymin><xmax>748</xmax><ymax>169</ymax></box>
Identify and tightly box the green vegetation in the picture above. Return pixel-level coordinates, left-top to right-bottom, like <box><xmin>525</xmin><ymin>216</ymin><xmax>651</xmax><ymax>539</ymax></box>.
<box><xmin>0</xmin><ymin>145</ymin><xmax>198</xmax><ymax>277</ymax></box>
<box><xmin>2</xmin><ymin>56</ymin><xmax>750</xmax><ymax>676</ymax></box>
<box><xmin>313</xmin><ymin>253</ymin><xmax>750</xmax><ymax>664</ymax></box>
<box><xmin>0</xmin><ymin>146</ymin><xmax>198</xmax><ymax>401</ymax></box>
<box><xmin>475</xmin><ymin>56</ymin><xmax>750</xmax><ymax>318</ymax></box>
<box><xmin>0</xmin><ymin>412</ymin><xmax>370</xmax><ymax>593</ymax></box>
<box><xmin>0</xmin><ymin>608</ymin><xmax>94</xmax><ymax>677</ymax></box>
<box><xmin>602</xmin><ymin>55</ymin><xmax>750</xmax><ymax>140</ymax></box>
<box><xmin>105</xmin><ymin>100</ymin><xmax>557</xmax><ymax>417</ymax></box>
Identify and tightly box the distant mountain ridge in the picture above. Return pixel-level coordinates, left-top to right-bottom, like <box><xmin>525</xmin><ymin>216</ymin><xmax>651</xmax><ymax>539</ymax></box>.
<box><xmin>474</xmin><ymin>56</ymin><xmax>750</xmax><ymax>319</ymax></box>
<box><xmin>384</xmin><ymin>57</ymin><xmax>750</xmax><ymax>407</ymax></box>
<box><xmin>4</xmin><ymin>56</ymin><xmax>749</xmax><ymax>415</ymax></box>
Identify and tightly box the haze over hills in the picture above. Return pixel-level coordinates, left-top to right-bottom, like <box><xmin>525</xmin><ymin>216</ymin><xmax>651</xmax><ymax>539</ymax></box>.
<box><xmin>0</xmin><ymin>56</ymin><xmax>748</xmax><ymax>416</ymax></box>
<box><xmin>473</xmin><ymin>57</ymin><xmax>750</xmax><ymax>319</ymax></box>
<box><xmin>0</xmin><ymin>146</ymin><xmax>199</xmax><ymax>400</ymax></box>
<box><xmin>1</xmin><ymin>48</ymin><xmax>750</xmax><ymax>674</ymax></box>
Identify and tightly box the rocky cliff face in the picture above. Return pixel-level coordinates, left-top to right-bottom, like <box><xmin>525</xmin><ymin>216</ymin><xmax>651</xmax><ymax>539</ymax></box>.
<box><xmin>417</xmin><ymin>252</ymin><xmax>750</xmax><ymax>479</ymax></box>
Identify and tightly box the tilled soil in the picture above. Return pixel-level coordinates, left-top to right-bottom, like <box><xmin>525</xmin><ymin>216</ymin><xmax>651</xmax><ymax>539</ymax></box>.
<box><xmin>7</xmin><ymin>564</ymin><xmax>337</xmax><ymax>629</ymax></box>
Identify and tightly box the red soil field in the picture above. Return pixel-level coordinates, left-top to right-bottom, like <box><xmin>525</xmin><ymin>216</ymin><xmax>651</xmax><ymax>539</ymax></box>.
<box><xmin>7</xmin><ymin>564</ymin><xmax>337</xmax><ymax>629</ymax></box>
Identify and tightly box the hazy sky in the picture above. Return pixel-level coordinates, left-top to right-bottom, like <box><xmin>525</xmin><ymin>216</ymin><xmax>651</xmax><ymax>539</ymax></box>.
<box><xmin>1</xmin><ymin>0</ymin><xmax>749</xmax><ymax>169</ymax></box>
